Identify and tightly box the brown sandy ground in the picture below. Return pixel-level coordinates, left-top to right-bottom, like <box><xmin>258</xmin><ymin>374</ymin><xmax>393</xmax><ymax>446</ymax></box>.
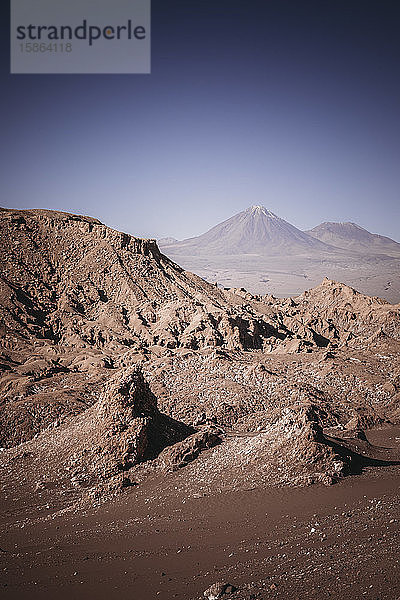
<box><xmin>0</xmin><ymin>428</ymin><xmax>399</xmax><ymax>600</ymax></box>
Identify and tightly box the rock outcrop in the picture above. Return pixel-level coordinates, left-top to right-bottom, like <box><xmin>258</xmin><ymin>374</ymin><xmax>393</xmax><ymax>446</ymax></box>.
<box><xmin>59</xmin><ymin>367</ymin><xmax>193</xmax><ymax>485</ymax></box>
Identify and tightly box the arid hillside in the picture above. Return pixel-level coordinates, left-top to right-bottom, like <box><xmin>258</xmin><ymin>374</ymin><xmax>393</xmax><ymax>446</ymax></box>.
<box><xmin>0</xmin><ymin>207</ymin><xmax>399</xmax><ymax>512</ymax></box>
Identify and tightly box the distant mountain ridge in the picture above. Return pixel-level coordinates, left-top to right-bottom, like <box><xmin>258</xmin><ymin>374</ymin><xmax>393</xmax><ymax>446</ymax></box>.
<box><xmin>306</xmin><ymin>221</ymin><xmax>400</xmax><ymax>256</ymax></box>
<box><xmin>160</xmin><ymin>206</ymin><xmax>400</xmax><ymax>257</ymax></box>
<box><xmin>160</xmin><ymin>205</ymin><xmax>331</xmax><ymax>256</ymax></box>
<box><xmin>158</xmin><ymin>236</ymin><xmax>178</xmax><ymax>245</ymax></box>
<box><xmin>159</xmin><ymin>206</ymin><xmax>400</xmax><ymax>302</ymax></box>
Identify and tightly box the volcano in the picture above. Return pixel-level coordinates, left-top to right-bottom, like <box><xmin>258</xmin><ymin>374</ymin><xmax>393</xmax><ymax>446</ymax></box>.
<box><xmin>160</xmin><ymin>205</ymin><xmax>331</xmax><ymax>256</ymax></box>
<box><xmin>159</xmin><ymin>206</ymin><xmax>400</xmax><ymax>302</ymax></box>
<box><xmin>306</xmin><ymin>221</ymin><xmax>400</xmax><ymax>256</ymax></box>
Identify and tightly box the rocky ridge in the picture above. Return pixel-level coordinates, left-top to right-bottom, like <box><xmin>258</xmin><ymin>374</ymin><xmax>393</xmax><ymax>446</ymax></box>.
<box><xmin>0</xmin><ymin>208</ymin><xmax>399</xmax><ymax>510</ymax></box>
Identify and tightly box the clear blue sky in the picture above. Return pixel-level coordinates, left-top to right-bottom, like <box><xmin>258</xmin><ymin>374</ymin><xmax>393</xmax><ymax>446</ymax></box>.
<box><xmin>1</xmin><ymin>1</ymin><xmax>399</xmax><ymax>241</ymax></box>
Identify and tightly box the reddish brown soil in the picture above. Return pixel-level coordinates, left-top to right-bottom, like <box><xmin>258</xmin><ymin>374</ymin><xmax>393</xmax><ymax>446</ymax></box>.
<box><xmin>1</xmin><ymin>427</ymin><xmax>399</xmax><ymax>600</ymax></box>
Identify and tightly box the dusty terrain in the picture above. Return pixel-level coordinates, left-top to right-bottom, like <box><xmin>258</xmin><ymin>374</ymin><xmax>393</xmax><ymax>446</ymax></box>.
<box><xmin>163</xmin><ymin>251</ymin><xmax>400</xmax><ymax>304</ymax></box>
<box><xmin>1</xmin><ymin>428</ymin><xmax>400</xmax><ymax>600</ymax></box>
<box><xmin>0</xmin><ymin>207</ymin><xmax>399</xmax><ymax>599</ymax></box>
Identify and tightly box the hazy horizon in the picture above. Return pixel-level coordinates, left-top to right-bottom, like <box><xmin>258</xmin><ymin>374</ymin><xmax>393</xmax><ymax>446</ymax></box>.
<box><xmin>1</xmin><ymin>1</ymin><xmax>399</xmax><ymax>241</ymax></box>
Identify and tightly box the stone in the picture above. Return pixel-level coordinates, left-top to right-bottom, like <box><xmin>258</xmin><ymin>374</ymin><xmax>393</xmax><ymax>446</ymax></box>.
<box><xmin>203</xmin><ymin>582</ymin><xmax>237</xmax><ymax>599</ymax></box>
